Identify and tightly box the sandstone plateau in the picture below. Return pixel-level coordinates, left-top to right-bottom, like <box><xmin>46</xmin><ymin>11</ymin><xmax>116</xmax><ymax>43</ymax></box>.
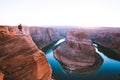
<box><xmin>54</xmin><ymin>30</ymin><xmax>103</xmax><ymax>74</ymax></box>
<box><xmin>0</xmin><ymin>26</ymin><xmax>52</xmax><ymax>80</ymax></box>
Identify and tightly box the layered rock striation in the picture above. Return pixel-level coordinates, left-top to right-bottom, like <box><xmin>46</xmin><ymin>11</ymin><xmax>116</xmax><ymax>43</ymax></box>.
<box><xmin>0</xmin><ymin>25</ymin><xmax>62</xmax><ymax>52</ymax></box>
<box><xmin>54</xmin><ymin>30</ymin><xmax>102</xmax><ymax>74</ymax></box>
<box><xmin>3</xmin><ymin>26</ymin><xmax>61</xmax><ymax>50</ymax></box>
<box><xmin>0</xmin><ymin>26</ymin><xmax>52</xmax><ymax>80</ymax></box>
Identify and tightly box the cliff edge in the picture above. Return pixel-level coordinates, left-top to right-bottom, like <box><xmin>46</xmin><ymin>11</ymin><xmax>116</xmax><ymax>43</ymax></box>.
<box><xmin>0</xmin><ymin>26</ymin><xmax>52</xmax><ymax>80</ymax></box>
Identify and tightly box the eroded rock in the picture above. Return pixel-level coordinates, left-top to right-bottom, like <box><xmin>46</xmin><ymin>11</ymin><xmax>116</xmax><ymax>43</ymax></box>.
<box><xmin>0</xmin><ymin>71</ymin><xmax>4</xmax><ymax>80</ymax></box>
<box><xmin>28</xmin><ymin>27</ymin><xmax>61</xmax><ymax>50</ymax></box>
<box><xmin>3</xmin><ymin>26</ymin><xmax>61</xmax><ymax>50</ymax></box>
<box><xmin>54</xmin><ymin>30</ymin><xmax>102</xmax><ymax>74</ymax></box>
<box><xmin>0</xmin><ymin>26</ymin><xmax>52</xmax><ymax>80</ymax></box>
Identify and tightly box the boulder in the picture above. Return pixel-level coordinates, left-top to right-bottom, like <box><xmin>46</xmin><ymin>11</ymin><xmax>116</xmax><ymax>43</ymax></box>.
<box><xmin>54</xmin><ymin>30</ymin><xmax>102</xmax><ymax>73</ymax></box>
<box><xmin>0</xmin><ymin>26</ymin><xmax>52</xmax><ymax>80</ymax></box>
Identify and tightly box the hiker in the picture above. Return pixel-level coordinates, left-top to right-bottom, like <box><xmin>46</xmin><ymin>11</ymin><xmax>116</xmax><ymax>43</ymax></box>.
<box><xmin>18</xmin><ymin>24</ymin><xmax>23</xmax><ymax>34</ymax></box>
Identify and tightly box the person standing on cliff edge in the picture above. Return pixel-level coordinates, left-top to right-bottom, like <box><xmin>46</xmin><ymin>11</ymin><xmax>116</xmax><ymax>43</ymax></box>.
<box><xmin>18</xmin><ymin>24</ymin><xmax>23</xmax><ymax>34</ymax></box>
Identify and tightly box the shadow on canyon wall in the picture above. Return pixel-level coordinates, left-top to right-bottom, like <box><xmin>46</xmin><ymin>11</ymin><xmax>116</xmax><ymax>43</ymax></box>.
<box><xmin>94</xmin><ymin>42</ymin><xmax>120</xmax><ymax>61</ymax></box>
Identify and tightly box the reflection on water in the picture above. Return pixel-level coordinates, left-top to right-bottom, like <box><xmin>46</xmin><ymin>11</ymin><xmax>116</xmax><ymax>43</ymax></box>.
<box><xmin>53</xmin><ymin>38</ymin><xmax>65</xmax><ymax>48</ymax></box>
<box><xmin>97</xmin><ymin>43</ymin><xmax>120</xmax><ymax>61</ymax></box>
<box><xmin>46</xmin><ymin>43</ymin><xmax>120</xmax><ymax>80</ymax></box>
<box><xmin>46</xmin><ymin>49</ymin><xmax>68</xmax><ymax>80</ymax></box>
<box><xmin>95</xmin><ymin>48</ymin><xmax>120</xmax><ymax>80</ymax></box>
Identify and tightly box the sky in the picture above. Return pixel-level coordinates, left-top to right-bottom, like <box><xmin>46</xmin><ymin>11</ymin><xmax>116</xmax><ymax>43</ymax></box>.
<box><xmin>0</xmin><ymin>0</ymin><xmax>120</xmax><ymax>27</ymax></box>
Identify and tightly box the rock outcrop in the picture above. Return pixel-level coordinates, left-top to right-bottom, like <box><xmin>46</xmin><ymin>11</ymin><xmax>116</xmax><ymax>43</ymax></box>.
<box><xmin>3</xmin><ymin>26</ymin><xmax>61</xmax><ymax>50</ymax></box>
<box><xmin>54</xmin><ymin>30</ymin><xmax>102</xmax><ymax>74</ymax></box>
<box><xmin>91</xmin><ymin>32</ymin><xmax>120</xmax><ymax>52</ymax></box>
<box><xmin>0</xmin><ymin>26</ymin><xmax>52</xmax><ymax>80</ymax></box>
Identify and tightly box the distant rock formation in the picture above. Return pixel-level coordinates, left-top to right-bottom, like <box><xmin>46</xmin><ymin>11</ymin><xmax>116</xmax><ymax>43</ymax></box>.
<box><xmin>91</xmin><ymin>32</ymin><xmax>120</xmax><ymax>52</ymax></box>
<box><xmin>54</xmin><ymin>30</ymin><xmax>103</xmax><ymax>74</ymax></box>
<box><xmin>0</xmin><ymin>26</ymin><xmax>52</xmax><ymax>80</ymax></box>
<box><xmin>27</xmin><ymin>27</ymin><xmax>61</xmax><ymax>50</ymax></box>
<box><xmin>91</xmin><ymin>32</ymin><xmax>120</xmax><ymax>60</ymax></box>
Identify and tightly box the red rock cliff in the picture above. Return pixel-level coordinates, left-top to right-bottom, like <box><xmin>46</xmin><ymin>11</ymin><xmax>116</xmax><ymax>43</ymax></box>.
<box><xmin>5</xmin><ymin>26</ymin><xmax>61</xmax><ymax>50</ymax></box>
<box><xmin>0</xmin><ymin>26</ymin><xmax>52</xmax><ymax>80</ymax></box>
<box><xmin>54</xmin><ymin>30</ymin><xmax>102</xmax><ymax>74</ymax></box>
<box><xmin>27</xmin><ymin>27</ymin><xmax>61</xmax><ymax>49</ymax></box>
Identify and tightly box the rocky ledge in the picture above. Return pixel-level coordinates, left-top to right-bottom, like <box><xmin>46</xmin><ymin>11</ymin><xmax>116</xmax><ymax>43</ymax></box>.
<box><xmin>54</xmin><ymin>30</ymin><xmax>103</xmax><ymax>74</ymax></box>
<box><xmin>0</xmin><ymin>26</ymin><xmax>52</xmax><ymax>80</ymax></box>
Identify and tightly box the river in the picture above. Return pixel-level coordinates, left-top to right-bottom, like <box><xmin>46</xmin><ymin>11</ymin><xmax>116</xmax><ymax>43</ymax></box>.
<box><xmin>45</xmin><ymin>39</ymin><xmax>120</xmax><ymax>80</ymax></box>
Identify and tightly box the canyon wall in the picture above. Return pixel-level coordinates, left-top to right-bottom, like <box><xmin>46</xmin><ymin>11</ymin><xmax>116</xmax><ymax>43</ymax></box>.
<box><xmin>91</xmin><ymin>31</ymin><xmax>120</xmax><ymax>60</ymax></box>
<box><xmin>5</xmin><ymin>26</ymin><xmax>61</xmax><ymax>50</ymax></box>
<box><xmin>0</xmin><ymin>26</ymin><xmax>52</xmax><ymax>80</ymax></box>
<box><xmin>28</xmin><ymin>27</ymin><xmax>61</xmax><ymax>50</ymax></box>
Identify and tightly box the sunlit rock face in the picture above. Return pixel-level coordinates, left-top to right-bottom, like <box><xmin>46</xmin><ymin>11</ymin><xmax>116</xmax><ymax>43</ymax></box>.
<box><xmin>0</xmin><ymin>26</ymin><xmax>15</xmax><ymax>38</ymax></box>
<box><xmin>91</xmin><ymin>32</ymin><xmax>120</xmax><ymax>56</ymax></box>
<box><xmin>0</xmin><ymin>71</ymin><xmax>4</xmax><ymax>80</ymax></box>
<box><xmin>1</xmin><ymin>26</ymin><xmax>61</xmax><ymax>50</ymax></box>
<box><xmin>0</xmin><ymin>26</ymin><xmax>52</xmax><ymax>80</ymax></box>
<box><xmin>54</xmin><ymin>30</ymin><xmax>102</xmax><ymax>73</ymax></box>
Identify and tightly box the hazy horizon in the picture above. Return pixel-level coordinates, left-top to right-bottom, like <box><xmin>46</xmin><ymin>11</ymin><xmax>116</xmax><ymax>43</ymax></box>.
<box><xmin>0</xmin><ymin>0</ymin><xmax>120</xmax><ymax>28</ymax></box>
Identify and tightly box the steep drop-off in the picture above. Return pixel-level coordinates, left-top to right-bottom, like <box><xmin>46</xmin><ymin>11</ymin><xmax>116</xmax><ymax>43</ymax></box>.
<box><xmin>0</xmin><ymin>71</ymin><xmax>4</xmax><ymax>80</ymax></box>
<box><xmin>0</xmin><ymin>26</ymin><xmax>52</xmax><ymax>80</ymax></box>
<box><xmin>5</xmin><ymin>26</ymin><xmax>61</xmax><ymax>50</ymax></box>
<box><xmin>28</xmin><ymin>27</ymin><xmax>61</xmax><ymax>50</ymax></box>
<box><xmin>91</xmin><ymin>32</ymin><xmax>120</xmax><ymax>60</ymax></box>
